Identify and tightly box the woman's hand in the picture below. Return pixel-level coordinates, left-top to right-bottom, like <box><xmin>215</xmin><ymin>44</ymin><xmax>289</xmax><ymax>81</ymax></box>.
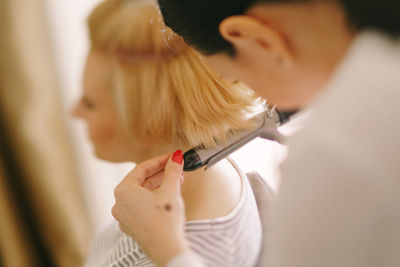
<box><xmin>112</xmin><ymin>151</ymin><xmax>188</xmax><ymax>266</ymax></box>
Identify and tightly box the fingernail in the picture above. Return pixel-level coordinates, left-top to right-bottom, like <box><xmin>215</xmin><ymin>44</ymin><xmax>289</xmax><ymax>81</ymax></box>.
<box><xmin>180</xmin><ymin>174</ymin><xmax>185</xmax><ymax>184</ymax></box>
<box><xmin>172</xmin><ymin>150</ymin><xmax>183</xmax><ymax>164</ymax></box>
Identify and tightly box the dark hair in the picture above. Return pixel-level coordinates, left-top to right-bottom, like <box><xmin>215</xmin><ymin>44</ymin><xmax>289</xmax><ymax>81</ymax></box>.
<box><xmin>158</xmin><ymin>0</ymin><xmax>400</xmax><ymax>55</ymax></box>
<box><xmin>158</xmin><ymin>0</ymin><xmax>265</xmax><ymax>55</ymax></box>
<box><xmin>341</xmin><ymin>0</ymin><xmax>400</xmax><ymax>37</ymax></box>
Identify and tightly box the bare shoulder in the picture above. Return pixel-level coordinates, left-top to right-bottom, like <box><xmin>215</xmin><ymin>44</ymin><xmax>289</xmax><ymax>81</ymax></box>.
<box><xmin>181</xmin><ymin>159</ymin><xmax>242</xmax><ymax>221</ymax></box>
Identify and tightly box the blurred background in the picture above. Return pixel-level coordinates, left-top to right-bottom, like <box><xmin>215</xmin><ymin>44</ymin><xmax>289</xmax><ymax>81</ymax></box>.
<box><xmin>0</xmin><ymin>0</ymin><xmax>293</xmax><ymax>266</ymax></box>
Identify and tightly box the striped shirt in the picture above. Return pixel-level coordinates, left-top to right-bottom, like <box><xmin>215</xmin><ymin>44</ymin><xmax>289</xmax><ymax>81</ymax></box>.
<box><xmin>85</xmin><ymin>162</ymin><xmax>262</xmax><ymax>267</ymax></box>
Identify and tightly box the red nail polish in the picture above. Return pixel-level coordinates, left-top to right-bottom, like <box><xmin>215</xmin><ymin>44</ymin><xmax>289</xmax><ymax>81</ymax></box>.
<box><xmin>172</xmin><ymin>150</ymin><xmax>183</xmax><ymax>164</ymax></box>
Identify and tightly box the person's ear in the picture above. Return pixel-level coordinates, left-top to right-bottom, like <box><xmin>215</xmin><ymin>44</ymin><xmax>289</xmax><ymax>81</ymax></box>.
<box><xmin>219</xmin><ymin>15</ymin><xmax>294</xmax><ymax>67</ymax></box>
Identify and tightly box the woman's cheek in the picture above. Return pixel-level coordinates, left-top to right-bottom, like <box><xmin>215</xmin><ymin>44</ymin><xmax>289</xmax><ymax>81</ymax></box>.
<box><xmin>88</xmin><ymin>120</ymin><xmax>117</xmax><ymax>147</ymax></box>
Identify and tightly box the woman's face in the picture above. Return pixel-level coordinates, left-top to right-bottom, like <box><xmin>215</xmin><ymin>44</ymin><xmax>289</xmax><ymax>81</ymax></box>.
<box><xmin>72</xmin><ymin>51</ymin><xmax>138</xmax><ymax>162</ymax></box>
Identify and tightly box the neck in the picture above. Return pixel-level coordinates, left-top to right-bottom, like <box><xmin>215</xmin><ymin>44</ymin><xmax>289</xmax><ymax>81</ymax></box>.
<box><xmin>181</xmin><ymin>159</ymin><xmax>242</xmax><ymax>221</ymax></box>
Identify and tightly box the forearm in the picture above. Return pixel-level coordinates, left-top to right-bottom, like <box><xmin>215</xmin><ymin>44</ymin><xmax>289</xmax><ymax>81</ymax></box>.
<box><xmin>149</xmin><ymin>234</ymin><xmax>189</xmax><ymax>267</ymax></box>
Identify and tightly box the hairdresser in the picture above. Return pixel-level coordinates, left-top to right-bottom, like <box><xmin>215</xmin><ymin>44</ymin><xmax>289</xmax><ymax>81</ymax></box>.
<box><xmin>112</xmin><ymin>0</ymin><xmax>400</xmax><ymax>266</ymax></box>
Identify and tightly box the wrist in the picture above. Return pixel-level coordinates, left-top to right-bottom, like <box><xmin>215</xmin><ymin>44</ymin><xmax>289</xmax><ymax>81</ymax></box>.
<box><xmin>152</xmin><ymin>235</ymin><xmax>189</xmax><ymax>267</ymax></box>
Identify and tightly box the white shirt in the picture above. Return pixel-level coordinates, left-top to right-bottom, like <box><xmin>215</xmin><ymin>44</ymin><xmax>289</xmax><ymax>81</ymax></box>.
<box><xmin>86</xmin><ymin>161</ymin><xmax>262</xmax><ymax>267</ymax></box>
<box><xmin>168</xmin><ymin>31</ymin><xmax>400</xmax><ymax>267</ymax></box>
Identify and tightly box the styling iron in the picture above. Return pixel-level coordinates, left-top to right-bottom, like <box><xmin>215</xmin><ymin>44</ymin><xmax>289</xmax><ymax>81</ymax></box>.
<box><xmin>183</xmin><ymin>108</ymin><xmax>295</xmax><ymax>171</ymax></box>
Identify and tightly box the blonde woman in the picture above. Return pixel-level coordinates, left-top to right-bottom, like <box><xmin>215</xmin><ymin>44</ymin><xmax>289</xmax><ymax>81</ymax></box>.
<box><xmin>73</xmin><ymin>0</ymin><xmax>262</xmax><ymax>266</ymax></box>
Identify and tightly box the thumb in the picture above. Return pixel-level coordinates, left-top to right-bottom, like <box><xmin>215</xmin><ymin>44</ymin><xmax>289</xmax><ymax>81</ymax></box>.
<box><xmin>160</xmin><ymin>150</ymin><xmax>184</xmax><ymax>194</ymax></box>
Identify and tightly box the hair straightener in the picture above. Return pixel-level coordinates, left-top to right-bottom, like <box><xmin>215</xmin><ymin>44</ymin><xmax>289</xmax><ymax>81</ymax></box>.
<box><xmin>183</xmin><ymin>108</ymin><xmax>295</xmax><ymax>171</ymax></box>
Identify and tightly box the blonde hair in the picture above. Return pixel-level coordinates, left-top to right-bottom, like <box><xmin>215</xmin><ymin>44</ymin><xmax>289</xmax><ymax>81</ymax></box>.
<box><xmin>88</xmin><ymin>0</ymin><xmax>255</xmax><ymax>149</ymax></box>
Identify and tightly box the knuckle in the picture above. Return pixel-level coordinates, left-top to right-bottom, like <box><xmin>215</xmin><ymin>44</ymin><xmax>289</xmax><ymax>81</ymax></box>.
<box><xmin>111</xmin><ymin>205</ymin><xmax>119</xmax><ymax>219</ymax></box>
<box><xmin>113</xmin><ymin>186</ymin><xmax>121</xmax><ymax>198</ymax></box>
